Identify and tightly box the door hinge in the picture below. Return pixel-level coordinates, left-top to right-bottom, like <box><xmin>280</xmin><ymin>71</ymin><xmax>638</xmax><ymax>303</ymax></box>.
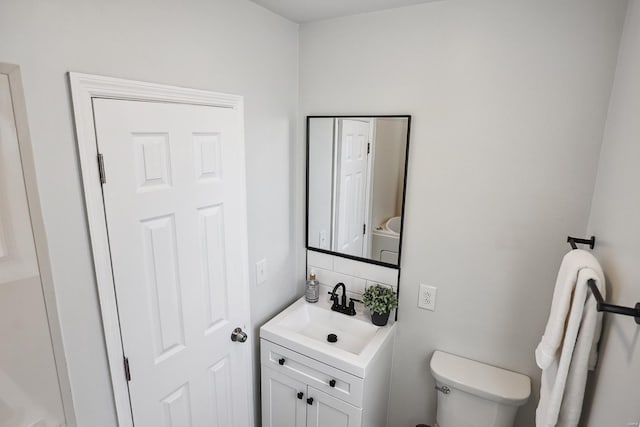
<box><xmin>363</xmin><ymin>223</ymin><xmax>366</xmax><ymax>235</ymax></box>
<box><xmin>124</xmin><ymin>357</ymin><xmax>131</xmax><ymax>382</ymax></box>
<box><xmin>367</xmin><ymin>142</ymin><xmax>371</xmax><ymax>155</ymax></box>
<box><xmin>97</xmin><ymin>153</ymin><xmax>106</xmax><ymax>184</ymax></box>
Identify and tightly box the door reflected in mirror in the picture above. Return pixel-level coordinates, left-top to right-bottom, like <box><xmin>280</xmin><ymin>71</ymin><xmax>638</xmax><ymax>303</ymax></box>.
<box><xmin>307</xmin><ymin>116</ymin><xmax>410</xmax><ymax>267</ymax></box>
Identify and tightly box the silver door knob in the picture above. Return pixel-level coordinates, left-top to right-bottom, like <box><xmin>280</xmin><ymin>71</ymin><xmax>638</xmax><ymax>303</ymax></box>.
<box><xmin>230</xmin><ymin>327</ymin><xmax>248</xmax><ymax>343</ymax></box>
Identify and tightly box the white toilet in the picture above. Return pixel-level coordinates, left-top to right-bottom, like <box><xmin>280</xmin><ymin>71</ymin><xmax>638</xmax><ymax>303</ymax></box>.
<box><xmin>430</xmin><ymin>351</ymin><xmax>531</xmax><ymax>427</ymax></box>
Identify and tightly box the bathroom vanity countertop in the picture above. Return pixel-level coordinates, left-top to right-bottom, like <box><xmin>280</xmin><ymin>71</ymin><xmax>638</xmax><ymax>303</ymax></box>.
<box><xmin>260</xmin><ymin>296</ymin><xmax>396</xmax><ymax>378</ymax></box>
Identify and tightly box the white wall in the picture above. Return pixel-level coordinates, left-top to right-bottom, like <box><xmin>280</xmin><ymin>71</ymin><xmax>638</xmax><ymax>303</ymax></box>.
<box><xmin>0</xmin><ymin>74</ymin><xmax>64</xmax><ymax>427</ymax></box>
<box><xmin>299</xmin><ymin>1</ymin><xmax>627</xmax><ymax>425</ymax></box>
<box><xmin>584</xmin><ymin>1</ymin><xmax>640</xmax><ymax>425</ymax></box>
<box><xmin>308</xmin><ymin>118</ymin><xmax>335</xmax><ymax>249</ymax></box>
<box><xmin>0</xmin><ymin>0</ymin><xmax>299</xmax><ymax>425</ymax></box>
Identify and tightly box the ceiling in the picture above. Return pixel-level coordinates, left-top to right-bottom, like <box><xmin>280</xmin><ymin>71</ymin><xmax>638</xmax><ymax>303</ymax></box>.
<box><xmin>250</xmin><ymin>0</ymin><xmax>440</xmax><ymax>23</ymax></box>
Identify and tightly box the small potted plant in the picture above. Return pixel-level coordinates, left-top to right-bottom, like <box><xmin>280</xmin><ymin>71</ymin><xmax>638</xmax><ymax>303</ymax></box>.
<box><xmin>362</xmin><ymin>285</ymin><xmax>398</xmax><ymax>326</ymax></box>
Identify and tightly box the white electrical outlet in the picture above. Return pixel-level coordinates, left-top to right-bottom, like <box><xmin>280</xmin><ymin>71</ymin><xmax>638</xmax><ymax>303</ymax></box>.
<box><xmin>418</xmin><ymin>283</ymin><xmax>437</xmax><ymax>311</ymax></box>
<box><xmin>256</xmin><ymin>258</ymin><xmax>268</xmax><ymax>285</ymax></box>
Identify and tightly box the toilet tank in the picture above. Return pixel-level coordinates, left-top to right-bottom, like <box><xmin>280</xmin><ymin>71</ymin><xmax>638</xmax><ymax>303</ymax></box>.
<box><xmin>430</xmin><ymin>351</ymin><xmax>531</xmax><ymax>427</ymax></box>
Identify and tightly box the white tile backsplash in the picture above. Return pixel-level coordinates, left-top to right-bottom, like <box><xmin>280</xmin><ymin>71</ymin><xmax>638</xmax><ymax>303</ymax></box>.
<box><xmin>333</xmin><ymin>256</ymin><xmax>398</xmax><ymax>288</ymax></box>
<box><xmin>307</xmin><ymin>266</ymin><xmax>367</xmax><ymax>295</ymax></box>
<box><xmin>307</xmin><ymin>250</ymin><xmax>398</xmax><ymax>296</ymax></box>
<box><xmin>307</xmin><ymin>250</ymin><xmax>334</xmax><ymax>271</ymax></box>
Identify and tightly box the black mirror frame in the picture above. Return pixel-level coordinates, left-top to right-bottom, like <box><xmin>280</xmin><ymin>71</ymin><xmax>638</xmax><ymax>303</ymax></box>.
<box><xmin>305</xmin><ymin>115</ymin><xmax>412</xmax><ymax>270</ymax></box>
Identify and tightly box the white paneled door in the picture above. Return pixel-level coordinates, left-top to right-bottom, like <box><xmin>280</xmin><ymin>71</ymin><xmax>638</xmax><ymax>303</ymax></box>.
<box><xmin>93</xmin><ymin>98</ymin><xmax>252</xmax><ymax>426</ymax></box>
<box><xmin>334</xmin><ymin>119</ymin><xmax>370</xmax><ymax>257</ymax></box>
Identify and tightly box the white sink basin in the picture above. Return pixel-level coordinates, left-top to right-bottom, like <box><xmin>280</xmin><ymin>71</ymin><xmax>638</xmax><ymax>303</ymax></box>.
<box><xmin>260</xmin><ymin>297</ymin><xmax>396</xmax><ymax>377</ymax></box>
<box><xmin>277</xmin><ymin>302</ymin><xmax>379</xmax><ymax>354</ymax></box>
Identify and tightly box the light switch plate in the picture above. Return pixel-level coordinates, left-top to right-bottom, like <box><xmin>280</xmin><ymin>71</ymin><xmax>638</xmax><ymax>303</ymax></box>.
<box><xmin>418</xmin><ymin>283</ymin><xmax>437</xmax><ymax>311</ymax></box>
<box><xmin>319</xmin><ymin>230</ymin><xmax>328</xmax><ymax>249</ymax></box>
<box><xmin>256</xmin><ymin>258</ymin><xmax>268</xmax><ymax>285</ymax></box>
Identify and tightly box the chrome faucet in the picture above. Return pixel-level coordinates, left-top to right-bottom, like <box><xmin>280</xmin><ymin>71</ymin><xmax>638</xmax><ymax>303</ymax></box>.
<box><xmin>328</xmin><ymin>282</ymin><xmax>360</xmax><ymax>316</ymax></box>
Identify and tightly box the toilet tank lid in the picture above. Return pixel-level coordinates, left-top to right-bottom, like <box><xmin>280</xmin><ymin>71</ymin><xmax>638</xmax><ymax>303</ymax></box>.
<box><xmin>430</xmin><ymin>351</ymin><xmax>531</xmax><ymax>405</ymax></box>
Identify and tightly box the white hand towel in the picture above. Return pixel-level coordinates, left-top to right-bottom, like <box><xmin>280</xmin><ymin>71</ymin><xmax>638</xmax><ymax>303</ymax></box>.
<box><xmin>535</xmin><ymin>249</ymin><xmax>605</xmax><ymax>427</ymax></box>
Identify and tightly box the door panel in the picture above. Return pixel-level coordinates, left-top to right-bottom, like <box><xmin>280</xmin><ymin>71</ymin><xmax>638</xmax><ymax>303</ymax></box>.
<box><xmin>141</xmin><ymin>214</ymin><xmax>185</xmax><ymax>362</ymax></box>
<box><xmin>93</xmin><ymin>99</ymin><xmax>251</xmax><ymax>426</ymax></box>
<box><xmin>307</xmin><ymin>387</ymin><xmax>362</xmax><ymax>427</ymax></box>
<box><xmin>261</xmin><ymin>366</ymin><xmax>306</xmax><ymax>427</ymax></box>
<box><xmin>334</xmin><ymin>119</ymin><xmax>369</xmax><ymax>257</ymax></box>
<box><xmin>199</xmin><ymin>204</ymin><xmax>229</xmax><ymax>333</ymax></box>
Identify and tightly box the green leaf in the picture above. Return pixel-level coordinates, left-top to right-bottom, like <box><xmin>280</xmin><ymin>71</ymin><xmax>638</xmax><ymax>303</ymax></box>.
<box><xmin>361</xmin><ymin>285</ymin><xmax>398</xmax><ymax>315</ymax></box>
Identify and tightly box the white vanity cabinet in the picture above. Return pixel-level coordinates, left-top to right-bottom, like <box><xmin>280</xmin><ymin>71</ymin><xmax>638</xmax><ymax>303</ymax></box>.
<box><xmin>261</xmin><ymin>366</ymin><xmax>361</xmax><ymax>427</ymax></box>
<box><xmin>261</xmin><ymin>366</ymin><xmax>308</xmax><ymax>427</ymax></box>
<box><xmin>260</xmin><ymin>336</ymin><xmax>394</xmax><ymax>427</ymax></box>
<box><xmin>306</xmin><ymin>387</ymin><xmax>362</xmax><ymax>427</ymax></box>
<box><xmin>259</xmin><ymin>298</ymin><xmax>396</xmax><ymax>427</ymax></box>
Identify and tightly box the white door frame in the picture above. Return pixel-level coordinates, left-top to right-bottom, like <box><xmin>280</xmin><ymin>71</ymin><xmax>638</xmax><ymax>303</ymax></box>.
<box><xmin>0</xmin><ymin>63</ymin><xmax>77</xmax><ymax>426</ymax></box>
<box><xmin>69</xmin><ymin>72</ymin><xmax>253</xmax><ymax>427</ymax></box>
<box><xmin>362</xmin><ymin>119</ymin><xmax>376</xmax><ymax>258</ymax></box>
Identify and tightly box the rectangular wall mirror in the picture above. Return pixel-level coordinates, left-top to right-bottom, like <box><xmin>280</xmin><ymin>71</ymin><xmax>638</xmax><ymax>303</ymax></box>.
<box><xmin>306</xmin><ymin>115</ymin><xmax>411</xmax><ymax>268</ymax></box>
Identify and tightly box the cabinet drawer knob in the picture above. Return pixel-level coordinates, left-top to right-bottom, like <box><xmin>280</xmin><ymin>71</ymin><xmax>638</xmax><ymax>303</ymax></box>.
<box><xmin>307</xmin><ymin>397</ymin><xmax>314</xmax><ymax>405</ymax></box>
<box><xmin>278</xmin><ymin>358</ymin><xmax>285</xmax><ymax>366</ymax></box>
<box><xmin>329</xmin><ymin>379</ymin><xmax>336</xmax><ymax>388</ymax></box>
<box><xmin>297</xmin><ymin>392</ymin><xmax>304</xmax><ymax>400</ymax></box>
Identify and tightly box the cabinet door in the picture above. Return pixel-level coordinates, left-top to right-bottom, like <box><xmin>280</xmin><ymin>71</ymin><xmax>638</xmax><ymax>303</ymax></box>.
<box><xmin>262</xmin><ymin>366</ymin><xmax>307</xmax><ymax>427</ymax></box>
<box><xmin>306</xmin><ymin>386</ymin><xmax>362</xmax><ymax>427</ymax></box>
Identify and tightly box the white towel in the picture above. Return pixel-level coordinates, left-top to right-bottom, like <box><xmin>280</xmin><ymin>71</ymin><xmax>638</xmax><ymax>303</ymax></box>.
<box><xmin>535</xmin><ymin>249</ymin><xmax>605</xmax><ymax>427</ymax></box>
